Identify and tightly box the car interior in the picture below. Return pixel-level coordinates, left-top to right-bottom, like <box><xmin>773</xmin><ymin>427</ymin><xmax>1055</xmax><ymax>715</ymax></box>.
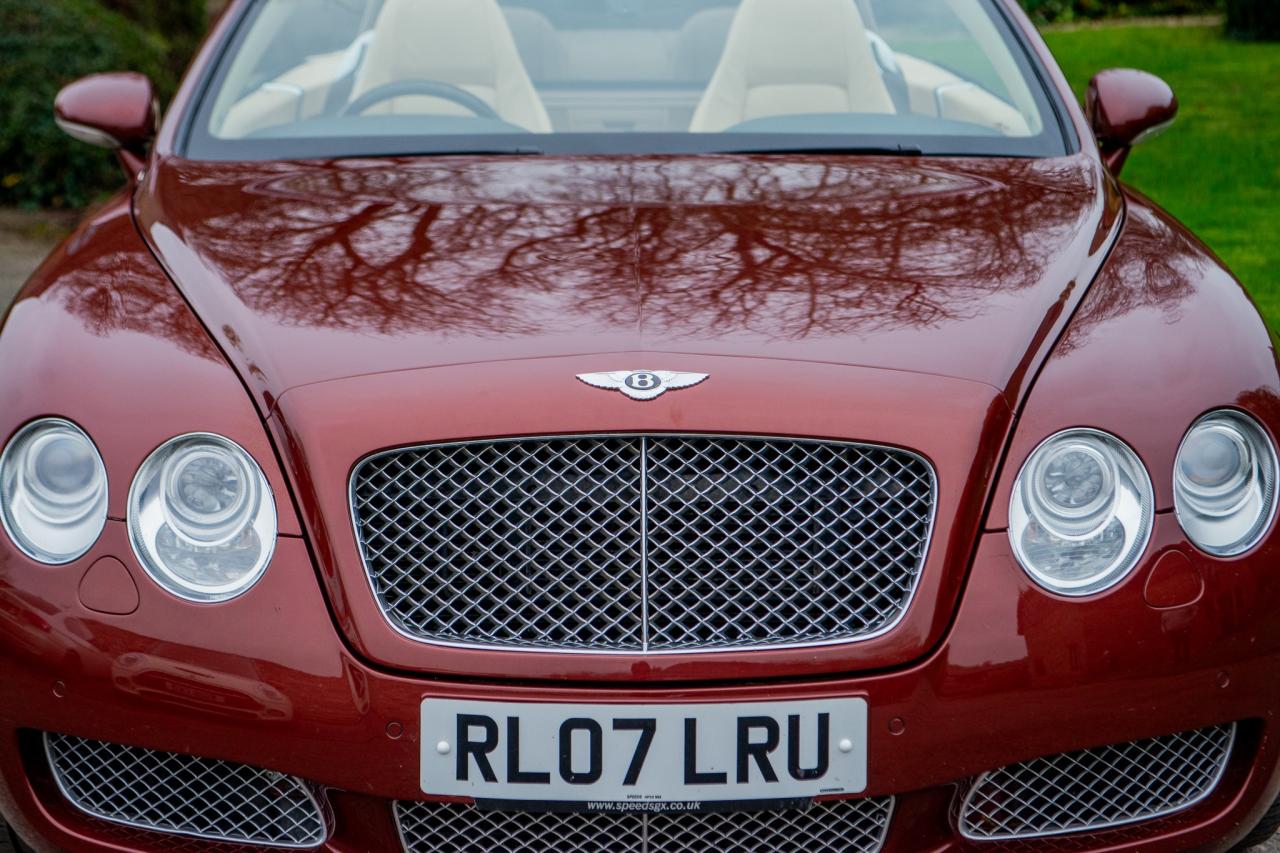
<box><xmin>209</xmin><ymin>0</ymin><xmax>1040</xmax><ymax>143</ymax></box>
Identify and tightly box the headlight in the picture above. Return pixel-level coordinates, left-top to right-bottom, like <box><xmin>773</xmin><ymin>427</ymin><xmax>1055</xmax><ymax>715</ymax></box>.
<box><xmin>1174</xmin><ymin>410</ymin><xmax>1277</xmax><ymax>556</ymax></box>
<box><xmin>1010</xmin><ymin>429</ymin><xmax>1154</xmax><ymax>596</ymax></box>
<box><xmin>129</xmin><ymin>434</ymin><xmax>277</xmax><ymax>602</ymax></box>
<box><xmin>0</xmin><ymin>419</ymin><xmax>108</xmax><ymax>564</ymax></box>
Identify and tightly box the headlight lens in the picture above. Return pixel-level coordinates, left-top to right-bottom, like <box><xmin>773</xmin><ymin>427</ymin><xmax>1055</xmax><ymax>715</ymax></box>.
<box><xmin>1174</xmin><ymin>411</ymin><xmax>1277</xmax><ymax>556</ymax></box>
<box><xmin>0</xmin><ymin>419</ymin><xmax>108</xmax><ymax>563</ymax></box>
<box><xmin>1010</xmin><ymin>429</ymin><xmax>1154</xmax><ymax>596</ymax></box>
<box><xmin>129</xmin><ymin>434</ymin><xmax>276</xmax><ymax>602</ymax></box>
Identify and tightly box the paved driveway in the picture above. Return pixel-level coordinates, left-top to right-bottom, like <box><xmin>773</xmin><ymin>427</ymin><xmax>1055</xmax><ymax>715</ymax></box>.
<box><xmin>0</xmin><ymin>209</ymin><xmax>73</xmax><ymax>305</ymax></box>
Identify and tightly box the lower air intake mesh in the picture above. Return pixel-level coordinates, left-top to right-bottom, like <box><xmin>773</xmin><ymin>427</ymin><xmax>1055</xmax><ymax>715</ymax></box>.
<box><xmin>395</xmin><ymin>798</ymin><xmax>894</xmax><ymax>852</ymax></box>
<box><xmin>959</xmin><ymin>724</ymin><xmax>1236</xmax><ymax>840</ymax></box>
<box><xmin>44</xmin><ymin>733</ymin><xmax>329</xmax><ymax>848</ymax></box>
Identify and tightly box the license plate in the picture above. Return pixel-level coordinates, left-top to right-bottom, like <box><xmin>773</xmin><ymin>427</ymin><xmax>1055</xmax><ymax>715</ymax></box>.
<box><xmin>420</xmin><ymin>698</ymin><xmax>867</xmax><ymax>811</ymax></box>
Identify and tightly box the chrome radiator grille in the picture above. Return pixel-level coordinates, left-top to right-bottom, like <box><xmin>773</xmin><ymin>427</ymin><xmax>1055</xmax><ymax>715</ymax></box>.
<box><xmin>395</xmin><ymin>798</ymin><xmax>894</xmax><ymax>853</ymax></box>
<box><xmin>959</xmin><ymin>724</ymin><xmax>1236</xmax><ymax>840</ymax></box>
<box><xmin>352</xmin><ymin>436</ymin><xmax>935</xmax><ymax>652</ymax></box>
<box><xmin>44</xmin><ymin>733</ymin><xmax>329</xmax><ymax>848</ymax></box>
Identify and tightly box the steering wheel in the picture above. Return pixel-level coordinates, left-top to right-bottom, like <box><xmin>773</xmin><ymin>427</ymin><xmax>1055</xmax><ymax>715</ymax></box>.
<box><xmin>342</xmin><ymin>80</ymin><xmax>501</xmax><ymax>119</ymax></box>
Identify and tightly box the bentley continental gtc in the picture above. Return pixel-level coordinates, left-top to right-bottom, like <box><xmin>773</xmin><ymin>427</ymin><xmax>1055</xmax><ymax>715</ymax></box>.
<box><xmin>4</xmin><ymin>0</ymin><xmax>1280</xmax><ymax>850</ymax></box>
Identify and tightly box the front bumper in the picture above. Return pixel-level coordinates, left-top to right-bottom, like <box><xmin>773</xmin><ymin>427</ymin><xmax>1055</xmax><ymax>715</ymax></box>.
<box><xmin>1</xmin><ymin>516</ymin><xmax>1278</xmax><ymax>852</ymax></box>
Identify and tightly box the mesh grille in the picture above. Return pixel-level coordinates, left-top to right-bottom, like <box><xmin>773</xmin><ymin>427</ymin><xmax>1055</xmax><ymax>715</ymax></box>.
<box><xmin>395</xmin><ymin>798</ymin><xmax>894</xmax><ymax>853</ymax></box>
<box><xmin>45</xmin><ymin>733</ymin><xmax>329</xmax><ymax>848</ymax></box>
<box><xmin>959</xmin><ymin>724</ymin><xmax>1236</xmax><ymax>840</ymax></box>
<box><xmin>352</xmin><ymin>436</ymin><xmax>934</xmax><ymax>652</ymax></box>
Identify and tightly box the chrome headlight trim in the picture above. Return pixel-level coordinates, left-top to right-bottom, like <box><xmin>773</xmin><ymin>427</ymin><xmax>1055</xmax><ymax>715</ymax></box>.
<box><xmin>128</xmin><ymin>433</ymin><xmax>277</xmax><ymax>603</ymax></box>
<box><xmin>0</xmin><ymin>418</ymin><xmax>108</xmax><ymax>565</ymax></box>
<box><xmin>1174</xmin><ymin>410</ymin><xmax>1278</xmax><ymax>557</ymax></box>
<box><xmin>1009</xmin><ymin>428</ymin><xmax>1154</xmax><ymax>597</ymax></box>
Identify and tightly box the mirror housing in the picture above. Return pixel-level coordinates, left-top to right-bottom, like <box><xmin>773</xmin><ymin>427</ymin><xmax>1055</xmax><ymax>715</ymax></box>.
<box><xmin>54</xmin><ymin>73</ymin><xmax>159</xmax><ymax>177</ymax></box>
<box><xmin>1086</xmin><ymin>69</ymin><xmax>1178</xmax><ymax>175</ymax></box>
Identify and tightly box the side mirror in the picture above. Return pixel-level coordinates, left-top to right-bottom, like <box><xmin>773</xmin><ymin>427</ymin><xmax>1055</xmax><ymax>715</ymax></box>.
<box><xmin>54</xmin><ymin>73</ymin><xmax>159</xmax><ymax>176</ymax></box>
<box><xmin>1086</xmin><ymin>69</ymin><xmax>1178</xmax><ymax>176</ymax></box>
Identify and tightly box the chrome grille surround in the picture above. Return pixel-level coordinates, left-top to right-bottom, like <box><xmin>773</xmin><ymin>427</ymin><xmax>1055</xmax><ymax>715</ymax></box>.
<box><xmin>395</xmin><ymin>798</ymin><xmax>895</xmax><ymax>853</ymax></box>
<box><xmin>958</xmin><ymin>724</ymin><xmax>1236</xmax><ymax>841</ymax></box>
<box><xmin>44</xmin><ymin>733</ymin><xmax>330</xmax><ymax>848</ymax></box>
<box><xmin>351</xmin><ymin>435</ymin><xmax>936</xmax><ymax>653</ymax></box>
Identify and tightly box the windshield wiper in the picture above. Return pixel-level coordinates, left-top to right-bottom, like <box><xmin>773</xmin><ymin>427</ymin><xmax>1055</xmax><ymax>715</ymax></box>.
<box><xmin>719</xmin><ymin>144</ymin><xmax>925</xmax><ymax>156</ymax></box>
<box><xmin>413</xmin><ymin>146</ymin><xmax>546</xmax><ymax>157</ymax></box>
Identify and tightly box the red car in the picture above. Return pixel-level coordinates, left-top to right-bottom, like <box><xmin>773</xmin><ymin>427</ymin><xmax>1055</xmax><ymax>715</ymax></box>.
<box><xmin>3</xmin><ymin>0</ymin><xmax>1278</xmax><ymax>850</ymax></box>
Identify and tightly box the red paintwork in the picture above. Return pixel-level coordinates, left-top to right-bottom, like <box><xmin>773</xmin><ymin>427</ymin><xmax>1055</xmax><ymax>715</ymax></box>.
<box><xmin>1087</xmin><ymin>69</ymin><xmax>1179</xmax><ymax>174</ymax></box>
<box><xmin>77</xmin><ymin>558</ymin><xmax>138</xmax><ymax>617</ymax></box>
<box><xmin>1143</xmin><ymin>551</ymin><xmax>1204</xmax><ymax>610</ymax></box>
<box><xmin>1</xmin><ymin>0</ymin><xmax>1278</xmax><ymax>849</ymax></box>
<box><xmin>0</xmin><ymin>203</ymin><xmax>301</xmax><ymax>536</ymax></box>
<box><xmin>54</xmin><ymin>73</ymin><xmax>158</xmax><ymax>177</ymax></box>
<box><xmin>2</xmin><ymin>519</ymin><xmax>1279</xmax><ymax>851</ymax></box>
<box><xmin>130</xmin><ymin>151</ymin><xmax>1117</xmax><ymax>681</ymax></box>
<box><xmin>984</xmin><ymin>188</ymin><xmax>1280</xmax><ymax>529</ymax></box>
<box><xmin>134</xmin><ymin>154</ymin><xmax>1116</xmax><ymax>410</ymax></box>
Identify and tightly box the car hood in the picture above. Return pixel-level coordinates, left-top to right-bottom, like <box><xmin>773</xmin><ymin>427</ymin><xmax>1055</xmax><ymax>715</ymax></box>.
<box><xmin>136</xmin><ymin>153</ymin><xmax>1116</xmax><ymax>412</ymax></box>
<box><xmin>135</xmin><ymin>153</ymin><xmax>1120</xmax><ymax>679</ymax></box>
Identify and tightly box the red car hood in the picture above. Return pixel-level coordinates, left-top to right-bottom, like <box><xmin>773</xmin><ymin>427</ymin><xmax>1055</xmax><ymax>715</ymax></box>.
<box><xmin>135</xmin><ymin>153</ymin><xmax>1119</xmax><ymax>681</ymax></box>
<box><xmin>136</xmin><ymin>153</ymin><xmax>1114</xmax><ymax>409</ymax></box>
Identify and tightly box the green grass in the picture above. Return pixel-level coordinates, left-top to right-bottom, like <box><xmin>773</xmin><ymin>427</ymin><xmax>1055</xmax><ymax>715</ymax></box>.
<box><xmin>1043</xmin><ymin>23</ymin><xmax>1280</xmax><ymax>326</ymax></box>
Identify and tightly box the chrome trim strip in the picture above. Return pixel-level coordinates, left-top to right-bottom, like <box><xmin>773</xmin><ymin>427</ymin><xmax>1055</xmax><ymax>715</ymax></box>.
<box><xmin>348</xmin><ymin>433</ymin><xmax>938</xmax><ymax>657</ymax></box>
<box><xmin>639</xmin><ymin>435</ymin><xmax>651</xmax><ymax>653</ymax></box>
<box><xmin>53</xmin><ymin>117</ymin><xmax>120</xmax><ymax>150</ymax></box>
<box><xmin>872</xmin><ymin>796</ymin><xmax>897</xmax><ymax>853</ymax></box>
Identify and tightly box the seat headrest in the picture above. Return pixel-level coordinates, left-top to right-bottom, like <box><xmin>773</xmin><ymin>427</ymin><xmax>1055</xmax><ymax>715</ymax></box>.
<box><xmin>353</xmin><ymin>0</ymin><xmax>551</xmax><ymax>132</ymax></box>
<box><xmin>727</xmin><ymin>0</ymin><xmax>879</xmax><ymax>87</ymax></box>
<box><xmin>358</xmin><ymin>0</ymin><xmax>519</xmax><ymax>89</ymax></box>
<box><xmin>690</xmin><ymin>0</ymin><xmax>895</xmax><ymax>132</ymax></box>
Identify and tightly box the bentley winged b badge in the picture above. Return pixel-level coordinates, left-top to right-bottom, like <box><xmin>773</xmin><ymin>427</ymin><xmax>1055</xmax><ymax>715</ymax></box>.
<box><xmin>576</xmin><ymin>370</ymin><xmax>709</xmax><ymax>402</ymax></box>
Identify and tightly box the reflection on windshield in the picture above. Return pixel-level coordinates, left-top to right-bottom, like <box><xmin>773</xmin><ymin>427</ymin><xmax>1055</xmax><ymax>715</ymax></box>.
<box><xmin>190</xmin><ymin>0</ymin><xmax>1064</xmax><ymax>160</ymax></box>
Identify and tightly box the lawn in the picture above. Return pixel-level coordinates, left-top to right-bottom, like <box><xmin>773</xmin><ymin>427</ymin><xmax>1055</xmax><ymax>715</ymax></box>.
<box><xmin>1042</xmin><ymin>22</ymin><xmax>1280</xmax><ymax>327</ymax></box>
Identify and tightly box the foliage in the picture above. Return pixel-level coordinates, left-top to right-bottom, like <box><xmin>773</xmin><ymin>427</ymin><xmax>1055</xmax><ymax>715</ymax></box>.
<box><xmin>1021</xmin><ymin>0</ymin><xmax>1223</xmax><ymax>24</ymax></box>
<box><xmin>0</xmin><ymin>0</ymin><xmax>202</xmax><ymax>209</ymax></box>
<box><xmin>1226</xmin><ymin>0</ymin><xmax>1280</xmax><ymax>40</ymax></box>
<box><xmin>1045</xmin><ymin>23</ymin><xmax>1280</xmax><ymax>326</ymax></box>
<box><xmin>99</xmin><ymin>0</ymin><xmax>208</xmax><ymax>73</ymax></box>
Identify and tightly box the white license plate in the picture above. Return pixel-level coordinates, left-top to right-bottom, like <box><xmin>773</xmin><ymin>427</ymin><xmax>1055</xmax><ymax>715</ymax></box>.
<box><xmin>420</xmin><ymin>698</ymin><xmax>867</xmax><ymax>811</ymax></box>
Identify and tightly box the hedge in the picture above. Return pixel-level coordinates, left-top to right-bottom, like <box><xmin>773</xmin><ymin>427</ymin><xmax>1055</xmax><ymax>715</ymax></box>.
<box><xmin>1226</xmin><ymin>0</ymin><xmax>1280</xmax><ymax>39</ymax></box>
<box><xmin>0</xmin><ymin>0</ymin><xmax>198</xmax><ymax>209</ymax></box>
<box><xmin>1020</xmin><ymin>0</ymin><xmax>1223</xmax><ymax>23</ymax></box>
<box><xmin>100</xmin><ymin>0</ymin><xmax>208</xmax><ymax>74</ymax></box>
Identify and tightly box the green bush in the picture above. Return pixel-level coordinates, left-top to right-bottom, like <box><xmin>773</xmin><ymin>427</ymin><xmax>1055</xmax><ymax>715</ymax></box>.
<box><xmin>0</xmin><ymin>0</ymin><xmax>201</xmax><ymax>209</ymax></box>
<box><xmin>1021</xmin><ymin>0</ymin><xmax>1223</xmax><ymax>24</ymax></box>
<box><xmin>100</xmin><ymin>0</ymin><xmax>208</xmax><ymax>74</ymax></box>
<box><xmin>1226</xmin><ymin>0</ymin><xmax>1280</xmax><ymax>39</ymax></box>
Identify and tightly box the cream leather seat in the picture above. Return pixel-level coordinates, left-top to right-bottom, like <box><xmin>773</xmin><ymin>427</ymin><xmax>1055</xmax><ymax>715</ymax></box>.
<box><xmin>690</xmin><ymin>0</ymin><xmax>895</xmax><ymax>133</ymax></box>
<box><xmin>351</xmin><ymin>0</ymin><xmax>552</xmax><ymax>133</ymax></box>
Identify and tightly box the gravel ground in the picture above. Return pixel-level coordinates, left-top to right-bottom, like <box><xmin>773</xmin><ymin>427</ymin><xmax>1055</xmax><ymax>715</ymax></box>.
<box><xmin>0</xmin><ymin>214</ymin><xmax>1278</xmax><ymax>851</ymax></box>
<box><xmin>0</xmin><ymin>208</ymin><xmax>75</xmax><ymax>304</ymax></box>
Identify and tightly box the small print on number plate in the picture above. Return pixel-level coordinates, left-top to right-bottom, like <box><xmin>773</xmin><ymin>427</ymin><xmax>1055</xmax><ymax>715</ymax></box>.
<box><xmin>421</xmin><ymin>698</ymin><xmax>867</xmax><ymax>813</ymax></box>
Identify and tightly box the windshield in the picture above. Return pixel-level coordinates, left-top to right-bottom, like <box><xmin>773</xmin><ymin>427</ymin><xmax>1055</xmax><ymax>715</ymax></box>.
<box><xmin>186</xmin><ymin>0</ymin><xmax>1069</xmax><ymax>160</ymax></box>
